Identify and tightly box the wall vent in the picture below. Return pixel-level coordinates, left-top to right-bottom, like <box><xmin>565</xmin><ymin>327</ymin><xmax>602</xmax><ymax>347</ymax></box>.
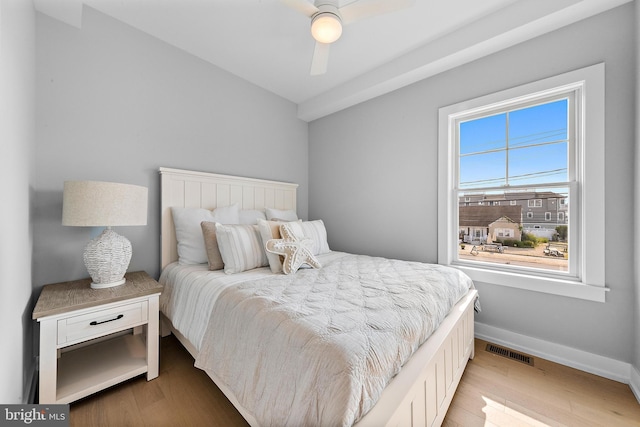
<box><xmin>485</xmin><ymin>343</ymin><xmax>534</xmax><ymax>366</ymax></box>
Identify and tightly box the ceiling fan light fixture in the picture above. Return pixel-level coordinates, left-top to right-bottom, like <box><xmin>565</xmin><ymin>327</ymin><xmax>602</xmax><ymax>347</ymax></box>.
<box><xmin>311</xmin><ymin>11</ymin><xmax>342</xmax><ymax>44</ymax></box>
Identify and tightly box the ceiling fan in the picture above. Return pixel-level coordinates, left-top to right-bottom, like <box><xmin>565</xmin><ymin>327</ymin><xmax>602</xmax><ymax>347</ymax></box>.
<box><xmin>282</xmin><ymin>0</ymin><xmax>415</xmax><ymax>75</ymax></box>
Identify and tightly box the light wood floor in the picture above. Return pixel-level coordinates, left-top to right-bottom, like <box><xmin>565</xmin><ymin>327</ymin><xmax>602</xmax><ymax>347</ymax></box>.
<box><xmin>70</xmin><ymin>335</ymin><xmax>640</xmax><ymax>426</ymax></box>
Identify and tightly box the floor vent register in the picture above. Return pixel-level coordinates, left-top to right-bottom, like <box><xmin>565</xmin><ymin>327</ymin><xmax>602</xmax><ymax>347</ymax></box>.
<box><xmin>485</xmin><ymin>343</ymin><xmax>535</xmax><ymax>366</ymax></box>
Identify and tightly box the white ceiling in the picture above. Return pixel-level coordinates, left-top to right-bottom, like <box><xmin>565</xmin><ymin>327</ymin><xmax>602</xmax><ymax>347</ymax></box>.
<box><xmin>34</xmin><ymin>0</ymin><xmax>631</xmax><ymax>121</ymax></box>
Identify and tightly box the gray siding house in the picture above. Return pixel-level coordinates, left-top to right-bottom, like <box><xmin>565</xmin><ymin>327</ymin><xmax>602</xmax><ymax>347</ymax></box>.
<box><xmin>460</xmin><ymin>191</ymin><xmax>567</xmax><ymax>239</ymax></box>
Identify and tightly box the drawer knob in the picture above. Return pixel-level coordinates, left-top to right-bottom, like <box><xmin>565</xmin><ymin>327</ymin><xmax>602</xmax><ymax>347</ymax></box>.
<box><xmin>90</xmin><ymin>314</ymin><xmax>124</xmax><ymax>326</ymax></box>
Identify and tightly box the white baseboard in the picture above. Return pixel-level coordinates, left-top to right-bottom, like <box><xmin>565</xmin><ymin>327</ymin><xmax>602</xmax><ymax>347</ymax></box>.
<box><xmin>630</xmin><ymin>364</ymin><xmax>640</xmax><ymax>403</ymax></box>
<box><xmin>475</xmin><ymin>322</ymin><xmax>633</xmax><ymax>386</ymax></box>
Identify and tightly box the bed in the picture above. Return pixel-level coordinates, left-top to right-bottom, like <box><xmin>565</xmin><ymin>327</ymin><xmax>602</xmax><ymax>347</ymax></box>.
<box><xmin>158</xmin><ymin>167</ymin><xmax>478</xmax><ymax>427</ymax></box>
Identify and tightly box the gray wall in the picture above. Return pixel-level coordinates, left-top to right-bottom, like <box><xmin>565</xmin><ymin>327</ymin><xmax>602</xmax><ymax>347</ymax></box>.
<box><xmin>34</xmin><ymin>6</ymin><xmax>308</xmax><ymax>289</ymax></box>
<box><xmin>634</xmin><ymin>0</ymin><xmax>640</xmax><ymax>376</ymax></box>
<box><xmin>309</xmin><ymin>4</ymin><xmax>637</xmax><ymax>363</ymax></box>
<box><xmin>0</xmin><ymin>0</ymin><xmax>36</xmax><ymax>403</ymax></box>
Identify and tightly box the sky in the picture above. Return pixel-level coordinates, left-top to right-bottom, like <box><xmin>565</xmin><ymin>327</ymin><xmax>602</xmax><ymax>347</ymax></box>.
<box><xmin>459</xmin><ymin>99</ymin><xmax>569</xmax><ymax>189</ymax></box>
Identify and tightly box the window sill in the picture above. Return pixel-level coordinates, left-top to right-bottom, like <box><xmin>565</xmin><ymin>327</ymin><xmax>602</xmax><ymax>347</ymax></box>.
<box><xmin>455</xmin><ymin>264</ymin><xmax>608</xmax><ymax>302</ymax></box>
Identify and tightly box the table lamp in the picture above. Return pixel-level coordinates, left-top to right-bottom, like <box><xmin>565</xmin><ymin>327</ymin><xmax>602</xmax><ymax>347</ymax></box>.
<box><xmin>62</xmin><ymin>180</ymin><xmax>148</xmax><ymax>289</ymax></box>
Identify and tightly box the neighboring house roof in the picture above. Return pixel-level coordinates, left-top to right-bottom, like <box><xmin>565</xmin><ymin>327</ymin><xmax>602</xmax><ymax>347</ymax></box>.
<box><xmin>459</xmin><ymin>191</ymin><xmax>566</xmax><ymax>203</ymax></box>
<box><xmin>489</xmin><ymin>216</ymin><xmax>519</xmax><ymax>226</ymax></box>
<box><xmin>459</xmin><ymin>206</ymin><xmax>522</xmax><ymax>227</ymax></box>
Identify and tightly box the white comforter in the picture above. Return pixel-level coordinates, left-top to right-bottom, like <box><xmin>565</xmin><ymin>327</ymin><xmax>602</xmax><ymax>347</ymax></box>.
<box><xmin>160</xmin><ymin>252</ymin><xmax>474</xmax><ymax>427</ymax></box>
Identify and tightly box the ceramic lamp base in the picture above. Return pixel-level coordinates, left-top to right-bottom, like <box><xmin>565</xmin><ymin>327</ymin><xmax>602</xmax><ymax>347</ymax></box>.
<box><xmin>83</xmin><ymin>228</ymin><xmax>132</xmax><ymax>289</ymax></box>
<box><xmin>90</xmin><ymin>278</ymin><xmax>126</xmax><ymax>289</ymax></box>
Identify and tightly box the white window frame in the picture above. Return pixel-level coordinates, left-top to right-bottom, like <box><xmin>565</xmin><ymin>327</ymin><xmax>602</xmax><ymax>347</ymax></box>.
<box><xmin>545</xmin><ymin>212</ymin><xmax>552</xmax><ymax>221</ymax></box>
<box><xmin>438</xmin><ymin>63</ymin><xmax>606</xmax><ymax>302</ymax></box>
<box><xmin>528</xmin><ymin>200</ymin><xmax>543</xmax><ymax>208</ymax></box>
<box><xmin>526</xmin><ymin>212</ymin><xmax>534</xmax><ymax>219</ymax></box>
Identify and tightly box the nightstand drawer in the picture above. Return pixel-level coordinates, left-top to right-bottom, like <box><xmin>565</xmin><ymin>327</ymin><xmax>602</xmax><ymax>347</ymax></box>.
<box><xmin>57</xmin><ymin>301</ymin><xmax>148</xmax><ymax>346</ymax></box>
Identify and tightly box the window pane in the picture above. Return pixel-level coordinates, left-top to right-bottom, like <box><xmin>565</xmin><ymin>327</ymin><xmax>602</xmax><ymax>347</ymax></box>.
<box><xmin>509</xmin><ymin>100</ymin><xmax>568</xmax><ymax>146</ymax></box>
<box><xmin>508</xmin><ymin>141</ymin><xmax>568</xmax><ymax>185</ymax></box>
<box><xmin>459</xmin><ymin>100</ymin><xmax>570</xmax><ymax>190</ymax></box>
<box><xmin>460</xmin><ymin>151</ymin><xmax>506</xmax><ymax>188</ymax></box>
<box><xmin>459</xmin><ymin>113</ymin><xmax>506</xmax><ymax>155</ymax></box>
<box><xmin>458</xmin><ymin>189</ymin><xmax>569</xmax><ymax>272</ymax></box>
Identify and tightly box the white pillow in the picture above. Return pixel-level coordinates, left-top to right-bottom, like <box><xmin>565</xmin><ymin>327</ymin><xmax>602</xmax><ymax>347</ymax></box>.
<box><xmin>215</xmin><ymin>223</ymin><xmax>269</xmax><ymax>274</ymax></box>
<box><xmin>301</xmin><ymin>220</ymin><xmax>331</xmax><ymax>255</ymax></box>
<box><xmin>170</xmin><ymin>204</ymin><xmax>241</xmax><ymax>265</ymax></box>
<box><xmin>284</xmin><ymin>220</ymin><xmax>305</xmax><ymax>239</ymax></box>
<box><xmin>171</xmin><ymin>207</ymin><xmax>215</xmax><ymax>265</ymax></box>
<box><xmin>239</xmin><ymin>209</ymin><xmax>267</xmax><ymax>225</ymax></box>
<box><xmin>265</xmin><ymin>207</ymin><xmax>298</xmax><ymax>222</ymax></box>
<box><xmin>212</xmin><ymin>203</ymin><xmax>240</xmax><ymax>224</ymax></box>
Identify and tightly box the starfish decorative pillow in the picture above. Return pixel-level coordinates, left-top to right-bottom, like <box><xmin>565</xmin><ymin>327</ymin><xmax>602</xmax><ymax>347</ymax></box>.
<box><xmin>265</xmin><ymin>222</ymin><xmax>321</xmax><ymax>274</ymax></box>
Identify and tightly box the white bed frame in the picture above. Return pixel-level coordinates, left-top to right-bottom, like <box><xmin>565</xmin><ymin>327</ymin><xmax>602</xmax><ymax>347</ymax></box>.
<box><xmin>159</xmin><ymin>167</ymin><xmax>477</xmax><ymax>427</ymax></box>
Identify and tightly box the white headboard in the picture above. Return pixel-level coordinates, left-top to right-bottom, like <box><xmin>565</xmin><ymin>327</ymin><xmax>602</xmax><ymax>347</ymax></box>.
<box><xmin>160</xmin><ymin>167</ymin><xmax>298</xmax><ymax>269</ymax></box>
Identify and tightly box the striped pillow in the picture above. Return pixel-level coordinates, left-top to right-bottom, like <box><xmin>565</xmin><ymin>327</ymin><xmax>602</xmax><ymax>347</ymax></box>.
<box><xmin>301</xmin><ymin>220</ymin><xmax>330</xmax><ymax>255</ymax></box>
<box><xmin>215</xmin><ymin>223</ymin><xmax>269</xmax><ymax>274</ymax></box>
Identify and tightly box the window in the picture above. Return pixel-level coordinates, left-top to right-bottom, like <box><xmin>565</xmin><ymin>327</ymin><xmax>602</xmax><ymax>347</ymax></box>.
<box><xmin>458</xmin><ymin>95</ymin><xmax>570</xmax><ymax>270</ymax></box>
<box><xmin>510</xmin><ymin>200</ymin><xmax>517</xmax><ymax>205</ymax></box>
<box><xmin>496</xmin><ymin>228</ymin><xmax>514</xmax><ymax>238</ymax></box>
<box><xmin>558</xmin><ymin>212</ymin><xmax>565</xmax><ymax>221</ymax></box>
<box><xmin>438</xmin><ymin>64</ymin><xmax>606</xmax><ymax>302</ymax></box>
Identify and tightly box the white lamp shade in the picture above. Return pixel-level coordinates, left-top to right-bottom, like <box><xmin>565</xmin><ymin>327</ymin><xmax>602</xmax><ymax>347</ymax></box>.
<box><xmin>62</xmin><ymin>181</ymin><xmax>148</xmax><ymax>227</ymax></box>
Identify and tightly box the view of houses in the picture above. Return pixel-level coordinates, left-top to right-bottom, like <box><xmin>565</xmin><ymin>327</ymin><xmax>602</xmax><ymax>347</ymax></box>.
<box><xmin>458</xmin><ymin>191</ymin><xmax>568</xmax><ymax>244</ymax></box>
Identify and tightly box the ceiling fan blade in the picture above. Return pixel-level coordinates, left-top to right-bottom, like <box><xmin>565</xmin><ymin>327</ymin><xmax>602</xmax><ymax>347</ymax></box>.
<box><xmin>310</xmin><ymin>42</ymin><xmax>330</xmax><ymax>75</ymax></box>
<box><xmin>281</xmin><ymin>0</ymin><xmax>318</xmax><ymax>17</ymax></box>
<box><xmin>339</xmin><ymin>0</ymin><xmax>415</xmax><ymax>24</ymax></box>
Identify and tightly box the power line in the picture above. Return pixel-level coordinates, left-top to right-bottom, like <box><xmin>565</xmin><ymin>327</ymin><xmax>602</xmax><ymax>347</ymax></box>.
<box><xmin>460</xmin><ymin>138</ymin><xmax>567</xmax><ymax>158</ymax></box>
<box><xmin>460</xmin><ymin>127</ymin><xmax>567</xmax><ymax>152</ymax></box>
<box><xmin>460</xmin><ymin>168</ymin><xmax>567</xmax><ymax>186</ymax></box>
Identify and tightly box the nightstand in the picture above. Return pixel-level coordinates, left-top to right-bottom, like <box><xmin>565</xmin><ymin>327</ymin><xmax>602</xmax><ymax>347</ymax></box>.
<box><xmin>32</xmin><ymin>271</ymin><xmax>162</xmax><ymax>404</ymax></box>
